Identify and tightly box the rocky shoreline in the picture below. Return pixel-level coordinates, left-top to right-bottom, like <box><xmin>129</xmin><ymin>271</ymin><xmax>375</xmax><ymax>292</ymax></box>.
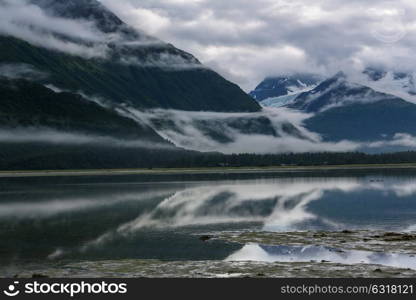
<box><xmin>6</xmin><ymin>230</ymin><xmax>416</xmax><ymax>278</ymax></box>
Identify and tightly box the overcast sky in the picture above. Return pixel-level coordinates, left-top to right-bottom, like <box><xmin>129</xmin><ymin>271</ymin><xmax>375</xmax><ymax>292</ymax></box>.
<box><xmin>99</xmin><ymin>0</ymin><xmax>416</xmax><ymax>91</ymax></box>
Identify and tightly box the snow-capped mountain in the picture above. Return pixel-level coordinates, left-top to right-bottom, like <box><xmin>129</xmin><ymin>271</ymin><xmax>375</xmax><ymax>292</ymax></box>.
<box><xmin>259</xmin><ymin>94</ymin><xmax>301</xmax><ymax>108</ymax></box>
<box><xmin>359</xmin><ymin>67</ymin><xmax>416</xmax><ymax>103</ymax></box>
<box><xmin>249</xmin><ymin>74</ymin><xmax>322</xmax><ymax>107</ymax></box>
<box><xmin>288</xmin><ymin>72</ymin><xmax>395</xmax><ymax>113</ymax></box>
<box><xmin>252</xmin><ymin>68</ymin><xmax>416</xmax><ymax>110</ymax></box>
<box><xmin>285</xmin><ymin>72</ymin><xmax>416</xmax><ymax>143</ymax></box>
<box><xmin>248</xmin><ymin>69</ymin><xmax>416</xmax><ymax>149</ymax></box>
<box><xmin>249</xmin><ymin>69</ymin><xmax>416</xmax><ymax>146</ymax></box>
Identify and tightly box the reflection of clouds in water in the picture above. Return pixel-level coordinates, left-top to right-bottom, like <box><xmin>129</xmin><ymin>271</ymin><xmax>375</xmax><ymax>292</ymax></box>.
<box><xmin>77</xmin><ymin>179</ymin><xmax>362</xmax><ymax>253</ymax></box>
<box><xmin>4</xmin><ymin>178</ymin><xmax>416</xmax><ymax>226</ymax></box>
<box><xmin>405</xmin><ymin>225</ymin><xmax>416</xmax><ymax>233</ymax></box>
<box><xmin>263</xmin><ymin>189</ymin><xmax>325</xmax><ymax>231</ymax></box>
<box><xmin>40</xmin><ymin>177</ymin><xmax>416</xmax><ymax>258</ymax></box>
<box><xmin>107</xmin><ymin>180</ymin><xmax>362</xmax><ymax>232</ymax></box>
<box><xmin>390</xmin><ymin>182</ymin><xmax>416</xmax><ymax>197</ymax></box>
<box><xmin>226</xmin><ymin>244</ymin><xmax>416</xmax><ymax>270</ymax></box>
<box><xmin>0</xmin><ymin>190</ymin><xmax>174</xmax><ymax>219</ymax></box>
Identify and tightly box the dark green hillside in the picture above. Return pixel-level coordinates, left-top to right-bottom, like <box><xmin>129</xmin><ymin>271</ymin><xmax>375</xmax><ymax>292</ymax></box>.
<box><xmin>0</xmin><ymin>143</ymin><xmax>186</xmax><ymax>170</ymax></box>
<box><xmin>0</xmin><ymin>35</ymin><xmax>259</xmax><ymax>112</ymax></box>
<box><xmin>16</xmin><ymin>0</ymin><xmax>260</xmax><ymax>112</ymax></box>
<box><xmin>0</xmin><ymin>78</ymin><xmax>164</xmax><ymax>141</ymax></box>
<box><xmin>306</xmin><ymin>99</ymin><xmax>416</xmax><ymax>142</ymax></box>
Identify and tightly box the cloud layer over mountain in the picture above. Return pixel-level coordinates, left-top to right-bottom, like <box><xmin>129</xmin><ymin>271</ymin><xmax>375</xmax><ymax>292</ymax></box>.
<box><xmin>99</xmin><ymin>0</ymin><xmax>416</xmax><ymax>90</ymax></box>
<box><xmin>0</xmin><ymin>0</ymin><xmax>203</xmax><ymax>69</ymax></box>
<box><xmin>0</xmin><ymin>0</ymin><xmax>110</xmax><ymax>57</ymax></box>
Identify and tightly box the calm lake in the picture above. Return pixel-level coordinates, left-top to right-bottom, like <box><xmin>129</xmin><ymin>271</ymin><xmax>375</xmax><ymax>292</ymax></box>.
<box><xmin>1</xmin><ymin>170</ymin><xmax>416</xmax><ymax>274</ymax></box>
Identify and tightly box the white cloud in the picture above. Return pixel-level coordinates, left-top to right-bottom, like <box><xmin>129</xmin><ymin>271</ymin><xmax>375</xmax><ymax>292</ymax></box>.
<box><xmin>5</xmin><ymin>0</ymin><xmax>416</xmax><ymax>89</ymax></box>
<box><xmin>123</xmin><ymin>106</ymin><xmax>361</xmax><ymax>154</ymax></box>
<box><xmin>0</xmin><ymin>0</ymin><xmax>206</xmax><ymax>69</ymax></box>
<box><xmin>0</xmin><ymin>0</ymin><xmax>110</xmax><ymax>58</ymax></box>
<box><xmin>99</xmin><ymin>0</ymin><xmax>416</xmax><ymax>91</ymax></box>
<box><xmin>0</xmin><ymin>63</ymin><xmax>48</xmax><ymax>80</ymax></box>
<box><xmin>369</xmin><ymin>133</ymin><xmax>416</xmax><ymax>148</ymax></box>
<box><xmin>0</xmin><ymin>128</ymin><xmax>173</xmax><ymax>150</ymax></box>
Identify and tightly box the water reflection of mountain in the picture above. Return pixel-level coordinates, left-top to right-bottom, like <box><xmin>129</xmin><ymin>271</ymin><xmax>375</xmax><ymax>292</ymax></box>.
<box><xmin>1</xmin><ymin>176</ymin><xmax>416</xmax><ymax>265</ymax></box>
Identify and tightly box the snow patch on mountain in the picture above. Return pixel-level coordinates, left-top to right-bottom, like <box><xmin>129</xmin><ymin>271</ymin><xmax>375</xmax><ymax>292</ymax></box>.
<box><xmin>355</xmin><ymin>69</ymin><xmax>416</xmax><ymax>104</ymax></box>
<box><xmin>250</xmin><ymin>74</ymin><xmax>322</xmax><ymax>103</ymax></box>
<box><xmin>259</xmin><ymin>93</ymin><xmax>301</xmax><ymax>108</ymax></box>
<box><xmin>288</xmin><ymin>72</ymin><xmax>398</xmax><ymax>113</ymax></box>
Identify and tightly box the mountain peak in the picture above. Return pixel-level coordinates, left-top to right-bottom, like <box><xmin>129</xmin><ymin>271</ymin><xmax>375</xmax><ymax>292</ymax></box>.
<box><xmin>22</xmin><ymin>0</ymin><xmax>201</xmax><ymax>66</ymax></box>
<box><xmin>0</xmin><ymin>1</ymin><xmax>260</xmax><ymax>112</ymax></box>
<box><xmin>361</xmin><ymin>67</ymin><xmax>416</xmax><ymax>100</ymax></box>
<box><xmin>249</xmin><ymin>73</ymin><xmax>322</xmax><ymax>103</ymax></box>
<box><xmin>363</xmin><ymin>67</ymin><xmax>387</xmax><ymax>81</ymax></box>
<box><xmin>30</xmin><ymin>0</ymin><xmax>147</xmax><ymax>39</ymax></box>
<box><xmin>333</xmin><ymin>71</ymin><xmax>347</xmax><ymax>79</ymax></box>
<box><xmin>288</xmin><ymin>73</ymin><xmax>394</xmax><ymax>113</ymax></box>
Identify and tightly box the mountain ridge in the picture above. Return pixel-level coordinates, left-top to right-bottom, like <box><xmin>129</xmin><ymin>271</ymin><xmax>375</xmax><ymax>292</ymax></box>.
<box><xmin>0</xmin><ymin>76</ymin><xmax>166</xmax><ymax>142</ymax></box>
<box><xmin>288</xmin><ymin>72</ymin><xmax>395</xmax><ymax>113</ymax></box>
<box><xmin>0</xmin><ymin>0</ymin><xmax>260</xmax><ymax>112</ymax></box>
<box><xmin>249</xmin><ymin>74</ymin><xmax>321</xmax><ymax>103</ymax></box>
<box><xmin>251</xmin><ymin>71</ymin><xmax>416</xmax><ymax>144</ymax></box>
